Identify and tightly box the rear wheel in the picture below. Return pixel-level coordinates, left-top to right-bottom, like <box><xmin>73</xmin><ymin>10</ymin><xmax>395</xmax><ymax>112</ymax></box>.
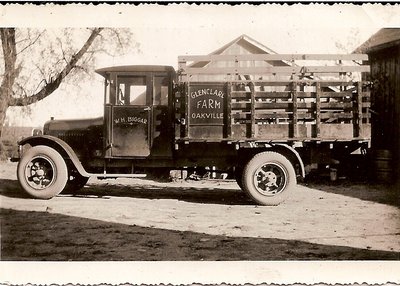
<box><xmin>17</xmin><ymin>145</ymin><xmax>68</xmax><ymax>199</ymax></box>
<box><xmin>242</xmin><ymin>151</ymin><xmax>296</xmax><ymax>206</ymax></box>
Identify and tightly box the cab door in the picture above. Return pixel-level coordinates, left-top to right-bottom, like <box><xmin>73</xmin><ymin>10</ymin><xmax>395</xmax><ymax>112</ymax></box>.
<box><xmin>149</xmin><ymin>74</ymin><xmax>173</xmax><ymax>158</ymax></box>
<box><xmin>111</xmin><ymin>75</ymin><xmax>151</xmax><ymax>157</ymax></box>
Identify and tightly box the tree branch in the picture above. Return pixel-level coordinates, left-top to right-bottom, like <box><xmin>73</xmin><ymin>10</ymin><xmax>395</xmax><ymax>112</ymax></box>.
<box><xmin>17</xmin><ymin>30</ymin><xmax>45</xmax><ymax>55</ymax></box>
<box><xmin>9</xmin><ymin>28</ymin><xmax>104</xmax><ymax>106</ymax></box>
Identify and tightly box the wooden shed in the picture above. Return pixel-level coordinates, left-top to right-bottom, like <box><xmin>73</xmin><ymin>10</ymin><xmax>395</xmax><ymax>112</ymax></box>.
<box><xmin>355</xmin><ymin>28</ymin><xmax>400</xmax><ymax>184</ymax></box>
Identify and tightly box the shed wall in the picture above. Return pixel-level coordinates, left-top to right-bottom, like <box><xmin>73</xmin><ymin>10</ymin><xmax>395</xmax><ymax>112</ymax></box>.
<box><xmin>369</xmin><ymin>45</ymin><xmax>400</xmax><ymax>183</ymax></box>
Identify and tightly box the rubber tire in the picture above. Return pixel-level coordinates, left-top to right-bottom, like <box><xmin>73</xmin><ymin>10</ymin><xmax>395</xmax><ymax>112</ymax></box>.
<box><xmin>242</xmin><ymin>151</ymin><xmax>296</xmax><ymax>206</ymax></box>
<box><xmin>63</xmin><ymin>174</ymin><xmax>89</xmax><ymax>194</ymax></box>
<box><xmin>17</xmin><ymin>145</ymin><xmax>68</xmax><ymax>199</ymax></box>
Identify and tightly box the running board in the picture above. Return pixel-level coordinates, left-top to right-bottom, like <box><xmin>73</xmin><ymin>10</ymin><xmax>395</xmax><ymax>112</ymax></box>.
<box><xmin>92</xmin><ymin>174</ymin><xmax>147</xmax><ymax>179</ymax></box>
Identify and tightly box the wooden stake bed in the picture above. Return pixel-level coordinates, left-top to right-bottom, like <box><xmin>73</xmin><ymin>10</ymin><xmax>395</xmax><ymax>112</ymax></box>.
<box><xmin>175</xmin><ymin>54</ymin><xmax>371</xmax><ymax>143</ymax></box>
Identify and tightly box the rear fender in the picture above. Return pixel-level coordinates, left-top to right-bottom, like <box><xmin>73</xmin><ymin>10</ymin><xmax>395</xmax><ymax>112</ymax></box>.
<box><xmin>271</xmin><ymin>143</ymin><xmax>305</xmax><ymax>178</ymax></box>
<box><xmin>18</xmin><ymin>135</ymin><xmax>90</xmax><ymax>177</ymax></box>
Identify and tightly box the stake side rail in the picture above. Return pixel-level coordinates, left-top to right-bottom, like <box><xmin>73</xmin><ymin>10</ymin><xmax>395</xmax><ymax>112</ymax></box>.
<box><xmin>175</xmin><ymin>53</ymin><xmax>371</xmax><ymax>143</ymax></box>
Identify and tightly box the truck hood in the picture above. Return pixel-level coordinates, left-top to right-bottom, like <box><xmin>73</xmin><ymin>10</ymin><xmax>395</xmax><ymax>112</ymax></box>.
<box><xmin>43</xmin><ymin>117</ymin><xmax>103</xmax><ymax>134</ymax></box>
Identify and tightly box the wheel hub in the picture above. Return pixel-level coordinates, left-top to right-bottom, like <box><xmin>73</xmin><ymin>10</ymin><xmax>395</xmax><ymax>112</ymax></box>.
<box><xmin>25</xmin><ymin>156</ymin><xmax>55</xmax><ymax>190</ymax></box>
<box><xmin>35</xmin><ymin>169</ymin><xmax>45</xmax><ymax>176</ymax></box>
<box><xmin>254</xmin><ymin>163</ymin><xmax>287</xmax><ymax>196</ymax></box>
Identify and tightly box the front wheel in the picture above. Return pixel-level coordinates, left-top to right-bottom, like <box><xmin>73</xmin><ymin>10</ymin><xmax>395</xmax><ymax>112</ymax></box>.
<box><xmin>17</xmin><ymin>145</ymin><xmax>68</xmax><ymax>199</ymax></box>
<box><xmin>242</xmin><ymin>151</ymin><xmax>296</xmax><ymax>206</ymax></box>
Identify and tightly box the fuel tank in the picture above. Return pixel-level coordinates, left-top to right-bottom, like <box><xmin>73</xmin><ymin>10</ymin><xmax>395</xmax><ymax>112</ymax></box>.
<box><xmin>43</xmin><ymin>117</ymin><xmax>104</xmax><ymax>158</ymax></box>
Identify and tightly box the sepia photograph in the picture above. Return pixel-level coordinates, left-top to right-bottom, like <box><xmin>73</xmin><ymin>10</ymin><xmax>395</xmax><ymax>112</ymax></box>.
<box><xmin>0</xmin><ymin>3</ymin><xmax>399</xmax><ymax>285</ymax></box>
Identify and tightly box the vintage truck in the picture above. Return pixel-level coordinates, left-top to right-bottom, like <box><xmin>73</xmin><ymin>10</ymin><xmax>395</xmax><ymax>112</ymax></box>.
<box><xmin>15</xmin><ymin>54</ymin><xmax>371</xmax><ymax>205</ymax></box>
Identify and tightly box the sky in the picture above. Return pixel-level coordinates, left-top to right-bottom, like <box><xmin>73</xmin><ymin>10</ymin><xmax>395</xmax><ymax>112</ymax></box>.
<box><xmin>1</xmin><ymin>3</ymin><xmax>400</xmax><ymax>127</ymax></box>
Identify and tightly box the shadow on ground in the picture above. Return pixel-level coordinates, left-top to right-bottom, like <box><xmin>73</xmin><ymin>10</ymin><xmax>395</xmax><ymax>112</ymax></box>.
<box><xmin>1</xmin><ymin>208</ymin><xmax>399</xmax><ymax>261</ymax></box>
<box><xmin>0</xmin><ymin>178</ymin><xmax>254</xmax><ymax>205</ymax></box>
<box><xmin>302</xmin><ymin>176</ymin><xmax>400</xmax><ymax>207</ymax></box>
<box><xmin>0</xmin><ymin>179</ymin><xmax>31</xmax><ymax>199</ymax></box>
<box><xmin>2</xmin><ymin>175</ymin><xmax>400</xmax><ymax>207</ymax></box>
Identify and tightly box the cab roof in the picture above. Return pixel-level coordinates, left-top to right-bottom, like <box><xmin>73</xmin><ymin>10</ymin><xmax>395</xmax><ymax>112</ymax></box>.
<box><xmin>95</xmin><ymin>65</ymin><xmax>175</xmax><ymax>77</ymax></box>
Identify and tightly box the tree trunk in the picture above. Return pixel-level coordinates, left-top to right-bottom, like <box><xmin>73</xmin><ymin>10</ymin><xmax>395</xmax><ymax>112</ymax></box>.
<box><xmin>0</xmin><ymin>28</ymin><xmax>18</xmax><ymax>137</ymax></box>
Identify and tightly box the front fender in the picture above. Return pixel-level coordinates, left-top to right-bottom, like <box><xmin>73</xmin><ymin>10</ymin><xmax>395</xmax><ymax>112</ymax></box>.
<box><xmin>18</xmin><ymin>135</ymin><xmax>90</xmax><ymax>177</ymax></box>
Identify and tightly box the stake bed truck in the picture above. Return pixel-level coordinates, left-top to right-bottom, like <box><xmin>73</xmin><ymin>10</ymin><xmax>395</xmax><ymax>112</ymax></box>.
<box><xmin>16</xmin><ymin>54</ymin><xmax>371</xmax><ymax>205</ymax></box>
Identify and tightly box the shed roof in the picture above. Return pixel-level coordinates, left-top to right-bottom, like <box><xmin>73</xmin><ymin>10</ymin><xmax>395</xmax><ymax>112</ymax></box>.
<box><xmin>189</xmin><ymin>34</ymin><xmax>290</xmax><ymax>68</ymax></box>
<box><xmin>212</xmin><ymin>34</ymin><xmax>278</xmax><ymax>55</ymax></box>
<box><xmin>354</xmin><ymin>28</ymin><xmax>400</xmax><ymax>54</ymax></box>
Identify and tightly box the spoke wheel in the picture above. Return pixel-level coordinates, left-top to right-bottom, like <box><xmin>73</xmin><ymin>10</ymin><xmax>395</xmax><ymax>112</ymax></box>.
<box><xmin>24</xmin><ymin>156</ymin><xmax>56</xmax><ymax>190</ymax></box>
<box><xmin>242</xmin><ymin>151</ymin><xmax>296</xmax><ymax>206</ymax></box>
<box><xmin>253</xmin><ymin>163</ymin><xmax>287</xmax><ymax>196</ymax></box>
<box><xmin>17</xmin><ymin>146</ymin><xmax>68</xmax><ymax>199</ymax></box>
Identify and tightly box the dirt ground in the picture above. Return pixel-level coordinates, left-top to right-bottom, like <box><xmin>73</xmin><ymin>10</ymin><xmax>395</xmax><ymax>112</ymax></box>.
<box><xmin>1</xmin><ymin>161</ymin><xmax>399</xmax><ymax>260</ymax></box>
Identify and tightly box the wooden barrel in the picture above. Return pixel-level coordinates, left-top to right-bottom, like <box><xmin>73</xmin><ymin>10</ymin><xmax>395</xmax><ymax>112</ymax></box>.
<box><xmin>373</xmin><ymin>149</ymin><xmax>393</xmax><ymax>182</ymax></box>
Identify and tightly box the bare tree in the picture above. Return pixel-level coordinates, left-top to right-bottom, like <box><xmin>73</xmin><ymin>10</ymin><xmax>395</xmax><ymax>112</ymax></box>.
<box><xmin>0</xmin><ymin>28</ymin><xmax>135</xmax><ymax>135</ymax></box>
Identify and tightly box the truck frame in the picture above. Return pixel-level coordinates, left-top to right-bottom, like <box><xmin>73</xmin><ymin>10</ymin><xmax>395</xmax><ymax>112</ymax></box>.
<box><xmin>16</xmin><ymin>54</ymin><xmax>371</xmax><ymax>205</ymax></box>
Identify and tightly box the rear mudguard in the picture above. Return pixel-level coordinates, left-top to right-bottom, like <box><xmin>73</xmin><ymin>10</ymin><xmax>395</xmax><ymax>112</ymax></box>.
<box><xmin>272</xmin><ymin>143</ymin><xmax>306</xmax><ymax>178</ymax></box>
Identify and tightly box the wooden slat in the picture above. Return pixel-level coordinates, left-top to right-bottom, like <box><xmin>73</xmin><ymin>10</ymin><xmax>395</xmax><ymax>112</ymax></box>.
<box><xmin>255</xmin><ymin>113</ymin><xmax>291</xmax><ymax>119</ymax></box>
<box><xmin>232</xmin><ymin>101</ymin><xmax>353</xmax><ymax>110</ymax></box>
<box><xmin>232</xmin><ymin>113</ymin><xmax>250</xmax><ymax>119</ymax></box>
<box><xmin>314</xmin><ymin>81</ymin><xmax>358</xmax><ymax>87</ymax></box>
<box><xmin>235</xmin><ymin>112</ymin><xmax>355</xmax><ymax>121</ymax></box>
<box><xmin>228</xmin><ymin>80</ymin><xmax>357</xmax><ymax>86</ymax></box>
<box><xmin>182</xmin><ymin>65</ymin><xmax>370</xmax><ymax>75</ymax></box>
<box><xmin>233</xmin><ymin>91</ymin><xmax>355</xmax><ymax>99</ymax></box>
<box><xmin>255</xmin><ymin>91</ymin><xmax>290</xmax><ymax>98</ymax></box>
<box><xmin>296</xmin><ymin>91</ymin><xmax>354</xmax><ymax>98</ymax></box>
<box><xmin>178</xmin><ymin>54</ymin><xmax>368</xmax><ymax>62</ymax></box>
<box><xmin>232</xmin><ymin>110</ymin><xmax>251</xmax><ymax>115</ymax></box>
<box><xmin>254</xmin><ymin>109</ymin><xmax>292</xmax><ymax>115</ymax></box>
<box><xmin>255</xmin><ymin>92</ymin><xmax>291</xmax><ymax>98</ymax></box>
<box><xmin>232</xmin><ymin>91</ymin><xmax>292</xmax><ymax>99</ymax></box>
<box><xmin>320</xmin><ymin>102</ymin><xmax>353</xmax><ymax>109</ymax></box>
<box><xmin>321</xmin><ymin>91</ymin><xmax>353</xmax><ymax>98</ymax></box>
<box><xmin>255</xmin><ymin>111</ymin><xmax>313</xmax><ymax>118</ymax></box>
<box><xmin>320</xmin><ymin>112</ymin><xmax>353</xmax><ymax>119</ymax></box>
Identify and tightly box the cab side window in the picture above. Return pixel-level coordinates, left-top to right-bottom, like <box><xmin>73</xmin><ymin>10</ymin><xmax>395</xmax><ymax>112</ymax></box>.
<box><xmin>153</xmin><ymin>76</ymin><xmax>169</xmax><ymax>106</ymax></box>
<box><xmin>116</xmin><ymin>76</ymin><xmax>147</xmax><ymax>105</ymax></box>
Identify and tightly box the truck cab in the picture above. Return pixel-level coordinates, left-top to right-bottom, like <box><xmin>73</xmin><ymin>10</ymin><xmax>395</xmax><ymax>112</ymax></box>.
<box><xmin>16</xmin><ymin>65</ymin><xmax>178</xmax><ymax>200</ymax></box>
<box><xmin>98</xmin><ymin>65</ymin><xmax>175</xmax><ymax>159</ymax></box>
